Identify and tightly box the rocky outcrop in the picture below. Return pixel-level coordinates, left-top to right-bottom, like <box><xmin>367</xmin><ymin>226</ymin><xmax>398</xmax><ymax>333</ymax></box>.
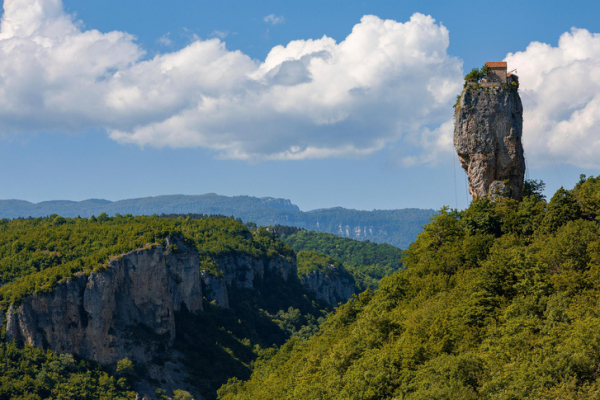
<box><xmin>454</xmin><ymin>75</ymin><xmax>525</xmax><ymax>200</ymax></box>
<box><xmin>5</xmin><ymin>236</ymin><xmax>202</xmax><ymax>366</ymax></box>
<box><xmin>300</xmin><ymin>267</ymin><xmax>356</xmax><ymax>305</ymax></box>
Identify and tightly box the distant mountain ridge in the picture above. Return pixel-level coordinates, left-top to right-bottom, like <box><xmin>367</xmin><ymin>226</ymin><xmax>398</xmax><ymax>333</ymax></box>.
<box><xmin>0</xmin><ymin>194</ymin><xmax>435</xmax><ymax>249</ymax></box>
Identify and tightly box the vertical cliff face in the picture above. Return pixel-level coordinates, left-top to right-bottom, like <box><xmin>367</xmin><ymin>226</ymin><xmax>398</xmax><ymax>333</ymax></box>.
<box><xmin>200</xmin><ymin>270</ymin><xmax>229</xmax><ymax>308</ymax></box>
<box><xmin>5</xmin><ymin>236</ymin><xmax>202</xmax><ymax>366</ymax></box>
<box><xmin>4</xmin><ymin>234</ymin><xmax>298</xmax><ymax>366</ymax></box>
<box><xmin>201</xmin><ymin>254</ymin><xmax>297</xmax><ymax>307</ymax></box>
<box><xmin>300</xmin><ymin>267</ymin><xmax>356</xmax><ymax>305</ymax></box>
<box><xmin>454</xmin><ymin>75</ymin><xmax>525</xmax><ymax>200</ymax></box>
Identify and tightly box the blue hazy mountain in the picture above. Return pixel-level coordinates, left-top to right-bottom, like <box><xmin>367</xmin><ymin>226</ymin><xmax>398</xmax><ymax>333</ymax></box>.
<box><xmin>0</xmin><ymin>194</ymin><xmax>434</xmax><ymax>249</ymax></box>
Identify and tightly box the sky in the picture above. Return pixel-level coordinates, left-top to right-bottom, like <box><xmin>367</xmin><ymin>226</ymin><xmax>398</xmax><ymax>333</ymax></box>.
<box><xmin>1</xmin><ymin>0</ymin><xmax>600</xmax><ymax>212</ymax></box>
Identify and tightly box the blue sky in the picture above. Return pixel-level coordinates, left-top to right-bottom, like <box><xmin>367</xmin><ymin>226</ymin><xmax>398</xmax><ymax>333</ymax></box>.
<box><xmin>1</xmin><ymin>0</ymin><xmax>599</xmax><ymax>211</ymax></box>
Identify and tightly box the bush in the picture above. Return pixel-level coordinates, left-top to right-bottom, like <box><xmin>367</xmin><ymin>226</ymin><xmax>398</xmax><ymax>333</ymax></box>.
<box><xmin>116</xmin><ymin>358</ymin><xmax>134</xmax><ymax>375</ymax></box>
<box><xmin>463</xmin><ymin>64</ymin><xmax>490</xmax><ymax>87</ymax></box>
<box><xmin>173</xmin><ymin>389</ymin><xmax>194</xmax><ymax>400</ymax></box>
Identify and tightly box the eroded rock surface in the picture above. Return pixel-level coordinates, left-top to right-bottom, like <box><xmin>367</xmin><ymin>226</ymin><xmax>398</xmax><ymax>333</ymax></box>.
<box><xmin>5</xmin><ymin>236</ymin><xmax>202</xmax><ymax>366</ymax></box>
<box><xmin>201</xmin><ymin>253</ymin><xmax>296</xmax><ymax>306</ymax></box>
<box><xmin>454</xmin><ymin>75</ymin><xmax>525</xmax><ymax>200</ymax></box>
<box><xmin>300</xmin><ymin>267</ymin><xmax>356</xmax><ymax>305</ymax></box>
<box><xmin>2</xmin><ymin>232</ymin><xmax>301</xmax><ymax>399</ymax></box>
<box><xmin>200</xmin><ymin>270</ymin><xmax>229</xmax><ymax>308</ymax></box>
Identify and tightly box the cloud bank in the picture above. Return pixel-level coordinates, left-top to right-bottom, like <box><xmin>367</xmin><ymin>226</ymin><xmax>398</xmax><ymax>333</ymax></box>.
<box><xmin>0</xmin><ymin>0</ymin><xmax>462</xmax><ymax>162</ymax></box>
<box><xmin>506</xmin><ymin>28</ymin><xmax>600</xmax><ymax>169</ymax></box>
<box><xmin>9</xmin><ymin>1</ymin><xmax>600</xmax><ymax>168</ymax></box>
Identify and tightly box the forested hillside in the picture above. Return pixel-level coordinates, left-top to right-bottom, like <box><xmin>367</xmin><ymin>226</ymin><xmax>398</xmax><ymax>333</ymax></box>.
<box><xmin>281</xmin><ymin>229</ymin><xmax>404</xmax><ymax>291</ymax></box>
<box><xmin>0</xmin><ymin>214</ymin><xmax>293</xmax><ymax>308</ymax></box>
<box><xmin>0</xmin><ymin>215</ymin><xmax>330</xmax><ymax>399</ymax></box>
<box><xmin>0</xmin><ymin>194</ymin><xmax>434</xmax><ymax>249</ymax></box>
<box><xmin>0</xmin><ymin>211</ymin><xmax>411</xmax><ymax>399</ymax></box>
<box><xmin>218</xmin><ymin>176</ymin><xmax>600</xmax><ymax>399</ymax></box>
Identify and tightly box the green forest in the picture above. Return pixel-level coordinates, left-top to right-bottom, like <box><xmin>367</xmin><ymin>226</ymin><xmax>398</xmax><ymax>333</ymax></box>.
<box><xmin>282</xmin><ymin>230</ymin><xmax>404</xmax><ymax>291</ymax></box>
<box><xmin>0</xmin><ymin>215</ymin><xmax>330</xmax><ymax>399</ymax></box>
<box><xmin>218</xmin><ymin>176</ymin><xmax>600</xmax><ymax>399</ymax></box>
<box><xmin>296</xmin><ymin>251</ymin><xmax>356</xmax><ymax>284</ymax></box>
<box><xmin>0</xmin><ymin>210</ymin><xmax>407</xmax><ymax>398</ymax></box>
<box><xmin>0</xmin><ymin>214</ymin><xmax>293</xmax><ymax>310</ymax></box>
<box><xmin>3</xmin><ymin>176</ymin><xmax>600</xmax><ymax>399</ymax></box>
<box><xmin>0</xmin><ymin>342</ymin><xmax>136</xmax><ymax>399</ymax></box>
<box><xmin>0</xmin><ymin>195</ymin><xmax>435</xmax><ymax>250</ymax></box>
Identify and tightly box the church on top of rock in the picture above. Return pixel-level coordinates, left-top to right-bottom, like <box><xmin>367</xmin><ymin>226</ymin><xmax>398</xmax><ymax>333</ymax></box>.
<box><xmin>484</xmin><ymin>61</ymin><xmax>507</xmax><ymax>82</ymax></box>
<box><xmin>454</xmin><ymin>61</ymin><xmax>525</xmax><ymax>201</ymax></box>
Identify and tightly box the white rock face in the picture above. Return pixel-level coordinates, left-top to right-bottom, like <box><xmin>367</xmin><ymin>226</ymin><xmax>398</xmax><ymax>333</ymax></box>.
<box><xmin>4</xmin><ymin>229</ymin><xmax>303</xmax><ymax>378</ymax></box>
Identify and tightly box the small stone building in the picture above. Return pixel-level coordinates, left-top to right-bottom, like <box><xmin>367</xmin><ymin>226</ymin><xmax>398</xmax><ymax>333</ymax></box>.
<box><xmin>485</xmin><ymin>61</ymin><xmax>507</xmax><ymax>83</ymax></box>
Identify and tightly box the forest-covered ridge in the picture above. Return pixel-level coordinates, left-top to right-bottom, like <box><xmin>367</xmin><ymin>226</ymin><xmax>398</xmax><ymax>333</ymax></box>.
<box><xmin>0</xmin><ymin>214</ymin><xmax>293</xmax><ymax>310</ymax></box>
<box><xmin>0</xmin><ymin>211</ymin><xmax>406</xmax><ymax>399</ymax></box>
<box><xmin>0</xmin><ymin>194</ymin><xmax>434</xmax><ymax>249</ymax></box>
<box><xmin>280</xmin><ymin>229</ymin><xmax>404</xmax><ymax>291</ymax></box>
<box><xmin>218</xmin><ymin>175</ymin><xmax>600</xmax><ymax>399</ymax></box>
<box><xmin>0</xmin><ymin>214</ymin><xmax>330</xmax><ymax>399</ymax></box>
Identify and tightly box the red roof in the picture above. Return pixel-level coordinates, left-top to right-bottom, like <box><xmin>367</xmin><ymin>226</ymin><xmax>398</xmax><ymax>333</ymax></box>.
<box><xmin>486</xmin><ymin>62</ymin><xmax>507</xmax><ymax>68</ymax></box>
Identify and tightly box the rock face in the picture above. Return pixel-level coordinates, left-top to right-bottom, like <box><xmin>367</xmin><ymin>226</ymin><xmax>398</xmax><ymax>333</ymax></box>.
<box><xmin>5</xmin><ymin>236</ymin><xmax>202</xmax><ymax>365</ymax></box>
<box><xmin>1</xmin><ymin>231</ymin><xmax>304</xmax><ymax>399</ymax></box>
<box><xmin>4</xmin><ymin>233</ymin><xmax>298</xmax><ymax>366</ymax></box>
<box><xmin>300</xmin><ymin>267</ymin><xmax>356</xmax><ymax>305</ymax></box>
<box><xmin>454</xmin><ymin>75</ymin><xmax>525</xmax><ymax>200</ymax></box>
<box><xmin>201</xmin><ymin>254</ymin><xmax>297</xmax><ymax>307</ymax></box>
<box><xmin>200</xmin><ymin>270</ymin><xmax>229</xmax><ymax>308</ymax></box>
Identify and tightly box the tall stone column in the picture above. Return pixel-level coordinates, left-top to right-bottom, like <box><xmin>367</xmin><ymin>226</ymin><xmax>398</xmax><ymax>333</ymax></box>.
<box><xmin>454</xmin><ymin>75</ymin><xmax>525</xmax><ymax>200</ymax></box>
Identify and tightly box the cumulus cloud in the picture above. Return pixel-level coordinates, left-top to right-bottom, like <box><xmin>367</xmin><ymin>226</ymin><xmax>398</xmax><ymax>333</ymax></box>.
<box><xmin>0</xmin><ymin>0</ymin><xmax>463</xmax><ymax>162</ymax></box>
<box><xmin>506</xmin><ymin>28</ymin><xmax>600</xmax><ymax>169</ymax></box>
<box><xmin>263</xmin><ymin>14</ymin><xmax>285</xmax><ymax>25</ymax></box>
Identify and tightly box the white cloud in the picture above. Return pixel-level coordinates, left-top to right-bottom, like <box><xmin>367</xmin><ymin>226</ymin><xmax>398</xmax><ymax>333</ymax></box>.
<box><xmin>157</xmin><ymin>32</ymin><xmax>172</xmax><ymax>46</ymax></box>
<box><xmin>263</xmin><ymin>14</ymin><xmax>285</xmax><ymax>25</ymax></box>
<box><xmin>210</xmin><ymin>29</ymin><xmax>230</xmax><ymax>39</ymax></box>
<box><xmin>0</xmin><ymin>0</ymin><xmax>463</xmax><ymax>162</ymax></box>
<box><xmin>505</xmin><ymin>28</ymin><xmax>600</xmax><ymax>169</ymax></box>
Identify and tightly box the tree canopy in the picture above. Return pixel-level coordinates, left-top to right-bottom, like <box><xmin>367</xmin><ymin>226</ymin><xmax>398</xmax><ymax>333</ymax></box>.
<box><xmin>218</xmin><ymin>177</ymin><xmax>600</xmax><ymax>400</ymax></box>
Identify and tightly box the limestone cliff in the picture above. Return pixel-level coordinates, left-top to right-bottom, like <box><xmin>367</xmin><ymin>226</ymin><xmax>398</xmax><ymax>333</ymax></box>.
<box><xmin>454</xmin><ymin>74</ymin><xmax>525</xmax><ymax>200</ymax></box>
<box><xmin>201</xmin><ymin>270</ymin><xmax>229</xmax><ymax>308</ymax></box>
<box><xmin>201</xmin><ymin>254</ymin><xmax>296</xmax><ymax>307</ymax></box>
<box><xmin>300</xmin><ymin>267</ymin><xmax>356</xmax><ymax>305</ymax></box>
<box><xmin>5</xmin><ymin>236</ymin><xmax>202</xmax><ymax>366</ymax></box>
<box><xmin>4</xmin><ymin>234</ymin><xmax>298</xmax><ymax>366</ymax></box>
